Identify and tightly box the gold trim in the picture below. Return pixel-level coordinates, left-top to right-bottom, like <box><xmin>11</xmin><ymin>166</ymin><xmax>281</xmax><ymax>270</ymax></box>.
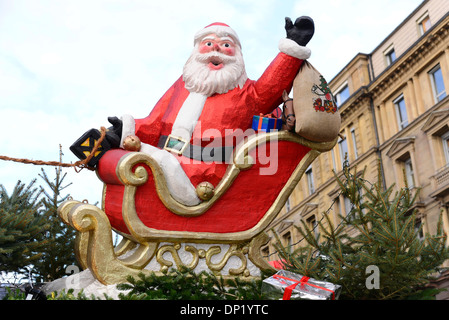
<box><xmin>156</xmin><ymin>243</ymin><xmax>201</xmax><ymax>273</ymax></box>
<box><xmin>115</xmin><ymin>131</ymin><xmax>335</xmax><ymax>242</ymax></box>
<box><xmin>247</xmin><ymin>232</ymin><xmax>274</xmax><ymax>272</ymax></box>
<box><xmin>205</xmin><ymin>244</ymin><xmax>248</xmax><ymax>276</ymax></box>
<box><xmin>117</xmin><ymin>242</ymin><xmax>158</xmax><ymax>270</ymax></box>
<box><xmin>155</xmin><ymin>242</ymin><xmax>255</xmax><ymax>277</ymax></box>
<box><xmin>58</xmin><ymin>201</ymin><xmax>89</xmax><ymax>270</ymax></box>
<box><xmin>58</xmin><ymin>201</ymin><xmax>157</xmax><ymax>284</ymax></box>
<box><xmin>114</xmin><ymin>237</ymin><xmax>136</xmax><ymax>256</ymax></box>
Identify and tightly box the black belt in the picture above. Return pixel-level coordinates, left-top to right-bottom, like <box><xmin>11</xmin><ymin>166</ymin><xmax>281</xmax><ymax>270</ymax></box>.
<box><xmin>158</xmin><ymin>135</ymin><xmax>234</xmax><ymax>162</ymax></box>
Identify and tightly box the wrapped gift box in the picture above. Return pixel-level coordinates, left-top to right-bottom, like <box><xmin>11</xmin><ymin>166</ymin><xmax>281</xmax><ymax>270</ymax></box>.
<box><xmin>252</xmin><ymin>114</ymin><xmax>283</xmax><ymax>132</ymax></box>
<box><xmin>262</xmin><ymin>270</ymin><xmax>342</xmax><ymax>300</ymax></box>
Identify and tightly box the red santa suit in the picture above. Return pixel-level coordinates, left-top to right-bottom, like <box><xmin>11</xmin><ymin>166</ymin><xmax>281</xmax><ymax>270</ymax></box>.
<box><xmin>118</xmin><ymin>23</ymin><xmax>311</xmax><ymax>206</ymax></box>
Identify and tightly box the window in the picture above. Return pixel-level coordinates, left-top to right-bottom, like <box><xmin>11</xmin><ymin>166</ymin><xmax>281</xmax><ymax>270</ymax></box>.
<box><xmin>429</xmin><ymin>64</ymin><xmax>446</xmax><ymax>103</ymax></box>
<box><xmin>385</xmin><ymin>47</ymin><xmax>397</xmax><ymax>66</ymax></box>
<box><xmin>441</xmin><ymin>132</ymin><xmax>449</xmax><ymax>165</ymax></box>
<box><xmin>334</xmin><ymin>194</ymin><xmax>353</xmax><ymax>221</ymax></box>
<box><xmin>283</xmin><ymin>231</ymin><xmax>292</xmax><ymax>248</ymax></box>
<box><xmin>351</xmin><ymin>128</ymin><xmax>358</xmax><ymax>160</ymax></box>
<box><xmin>343</xmin><ymin>195</ymin><xmax>352</xmax><ymax>217</ymax></box>
<box><xmin>334</xmin><ymin>198</ymin><xmax>341</xmax><ymax>217</ymax></box>
<box><xmin>394</xmin><ymin>95</ymin><xmax>408</xmax><ymax>129</ymax></box>
<box><xmin>339</xmin><ymin>136</ymin><xmax>349</xmax><ymax>168</ymax></box>
<box><xmin>306</xmin><ymin>165</ymin><xmax>315</xmax><ymax>195</ymax></box>
<box><xmin>335</xmin><ymin>84</ymin><xmax>350</xmax><ymax>107</ymax></box>
<box><xmin>331</xmin><ymin>149</ymin><xmax>337</xmax><ymax>171</ymax></box>
<box><xmin>285</xmin><ymin>197</ymin><xmax>291</xmax><ymax>212</ymax></box>
<box><xmin>418</xmin><ymin>14</ymin><xmax>431</xmax><ymax>35</ymax></box>
<box><xmin>415</xmin><ymin>220</ymin><xmax>424</xmax><ymax>241</ymax></box>
<box><xmin>387</xmin><ymin>138</ymin><xmax>418</xmax><ymax>190</ymax></box>
<box><xmin>404</xmin><ymin>158</ymin><xmax>416</xmax><ymax>189</ymax></box>
<box><xmin>307</xmin><ymin>215</ymin><xmax>319</xmax><ymax>239</ymax></box>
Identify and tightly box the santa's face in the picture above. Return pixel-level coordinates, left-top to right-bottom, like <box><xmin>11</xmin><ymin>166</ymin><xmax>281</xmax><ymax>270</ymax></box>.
<box><xmin>183</xmin><ymin>33</ymin><xmax>248</xmax><ymax>97</ymax></box>
<box><xmin>198</xmin><ymin>34</ymin><xmax>236</xmax><ymax>71</ymax></box>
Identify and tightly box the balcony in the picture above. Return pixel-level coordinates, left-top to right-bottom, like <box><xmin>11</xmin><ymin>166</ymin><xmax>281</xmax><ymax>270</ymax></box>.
<box><xmin>430</xmin><ymin>164</ymin><xmax>449</xmax><ymax>198</ymax></box>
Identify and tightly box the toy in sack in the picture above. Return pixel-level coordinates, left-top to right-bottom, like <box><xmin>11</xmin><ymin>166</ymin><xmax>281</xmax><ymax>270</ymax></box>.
<box><xmin>281</xmin><ymin>90</ymin><xmax>296</xmax><ymax>132</ymax></box>
<box><xmin>293</xmin><ymin>61</ymin><xmax>341</xmax><ymax>142</ymax></box>
<box><xmin>262</xmin><ymin>270</ymin><xmax>342</xmax><ymax>300</ymax></box>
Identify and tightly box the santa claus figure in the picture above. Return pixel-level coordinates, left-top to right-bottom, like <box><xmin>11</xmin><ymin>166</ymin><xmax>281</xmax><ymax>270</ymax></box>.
<box><xmin>75</xmin><ymin>17</ymin><xmax>314</xmax><ymax>206</ymax></box>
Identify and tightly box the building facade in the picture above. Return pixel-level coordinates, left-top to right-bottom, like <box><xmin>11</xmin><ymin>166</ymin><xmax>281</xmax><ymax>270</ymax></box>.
<box><xmin>265</xmin><ymin>0</ymin><xmax>449</xmax><ymax>289</ymax></box>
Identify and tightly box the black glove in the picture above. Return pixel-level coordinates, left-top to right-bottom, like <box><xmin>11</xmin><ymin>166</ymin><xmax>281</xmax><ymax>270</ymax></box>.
<box><xmin>105</xmin><ymin>116</ymin><xmax>123</xmax><ymax>148</ymax></box>
<box><xmin>285</xmin><ymin>16</ymin><xmax>315</xmax><ymax>47</ymax></box>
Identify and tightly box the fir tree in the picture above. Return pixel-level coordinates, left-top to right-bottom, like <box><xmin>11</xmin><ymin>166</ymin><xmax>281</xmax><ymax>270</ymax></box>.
<box><xmin>0</xmin><ymin>180</ymin><xmax>49</xmax><ymax>275</ymax></box>
<box><xmin>116</xmin><ymin>267</ymin><xmax>266</xmax><ymax>300</ymax></box>
<box><xmin>31</xmin><ymin>147</ymin><xmax>78</xmax><ymax>282</ymax></box>
<box><xmin>274</xmin><ymin>163</ymin><xmax>449</xmax><ymax>300</ymax></box>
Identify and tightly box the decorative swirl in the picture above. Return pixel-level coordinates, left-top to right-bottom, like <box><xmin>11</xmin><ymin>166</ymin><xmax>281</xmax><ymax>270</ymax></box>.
<box><xmin>205</xmin><ymin>244</ymin><xmax>248</xmax><ymax>276</ymax></box>
<box><xmin>117</xmin><ymin>153</ymin><xmax>152</xmax><ymax>186</ymax></box>
<box><xmin>156</xmin><ymin>243</ymin><xmax>201</xmax><ymax>272</ymax></box>
<box><xmin>154</xmin><ymin>243</ymin><xmax>250</xmax><ymax>276</ymax></box>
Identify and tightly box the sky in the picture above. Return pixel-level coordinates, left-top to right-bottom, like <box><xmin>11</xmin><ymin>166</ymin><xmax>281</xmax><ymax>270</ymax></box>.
<box><xmin>0</xmin><ymin>0</ymin><xmax>424</xmax><ymax>205</ymax></box>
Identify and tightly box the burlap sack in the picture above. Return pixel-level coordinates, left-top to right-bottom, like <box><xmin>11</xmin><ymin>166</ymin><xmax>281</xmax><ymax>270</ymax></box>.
<box><xmin>293</xmin><ymin>61</ymin><xmax>341</xmax><ymax>142</ymax></box>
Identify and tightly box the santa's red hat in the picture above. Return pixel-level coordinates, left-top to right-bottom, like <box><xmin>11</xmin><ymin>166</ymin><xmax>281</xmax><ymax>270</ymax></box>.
<box><xmin>194</xmin><ymin>22</ymin><xmax>241</xmax><ymax>48</ymax></box>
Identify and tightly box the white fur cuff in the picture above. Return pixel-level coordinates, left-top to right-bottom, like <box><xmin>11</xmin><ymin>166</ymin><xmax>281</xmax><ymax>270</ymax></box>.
<box><xmin>120</xmin><ymin>114</ymin><xmax>136</xmax><ymax>148</ymax></box>
<box><xmin>279</xmin><ymin>38</ymin><xmax>311</xmax><ymax>60</ymax></box>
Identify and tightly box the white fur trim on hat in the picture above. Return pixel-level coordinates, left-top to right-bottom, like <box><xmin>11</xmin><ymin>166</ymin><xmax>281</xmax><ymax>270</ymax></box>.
<box><xmin>194</xmin><ymin>22</ymin><xmax>241</xmax><ymax>48</ymax></box>
<box><xmin>278</xmin><ymin>38</ymin><xmax>311</xmax><ymax>60</ymax></box>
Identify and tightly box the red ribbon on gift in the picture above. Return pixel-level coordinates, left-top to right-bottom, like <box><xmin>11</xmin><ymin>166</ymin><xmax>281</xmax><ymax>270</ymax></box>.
<box><xmin>257</xmin><ymin>113</ymin><xmax>264</xmax><ymax>131</ymax></box>
<box><xmin>273</xmin><ymin>274</ymin><xmax>336</xmax><ymax>300</ymax></box>
<box><xmin>257</xmin><ymin>113</ymin><xmax>279</xmax><ymax>131</ymax></box>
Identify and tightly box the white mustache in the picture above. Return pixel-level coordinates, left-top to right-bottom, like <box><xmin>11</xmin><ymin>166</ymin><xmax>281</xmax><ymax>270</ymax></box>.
<box><xmin>195</xmin><ymin>51</ymin><xmax>236</xmax><ymax>64</ymax></box>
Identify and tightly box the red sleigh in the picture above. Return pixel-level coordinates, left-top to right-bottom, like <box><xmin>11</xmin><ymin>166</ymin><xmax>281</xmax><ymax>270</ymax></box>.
<box><xmin>59</xmin><ymin>130</ymin><xmax>336</xmax><ymax>285</ymax></box>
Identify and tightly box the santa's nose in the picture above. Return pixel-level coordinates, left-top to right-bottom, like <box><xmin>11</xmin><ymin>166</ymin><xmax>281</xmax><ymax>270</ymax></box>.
<box><xmin>213</xmin><ymin>43</ymin><xmax>220</xmax><ymax>51</ymax></box>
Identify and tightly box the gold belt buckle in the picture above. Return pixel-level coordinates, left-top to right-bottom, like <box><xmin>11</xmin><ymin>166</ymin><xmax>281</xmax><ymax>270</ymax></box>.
<box><xmin>163</xmin><ymin>134</ymin><xmax>189</xmax><ymax>156</ymax></box>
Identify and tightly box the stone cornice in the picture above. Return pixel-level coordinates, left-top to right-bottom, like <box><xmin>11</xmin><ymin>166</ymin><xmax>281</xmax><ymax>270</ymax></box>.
<box><xmin>335</xmin><ymin>13</ymin><xmax>449</xmax><ymax>124</ymax></box>
<box><xmin>369</xmin><ymin>14</ymin><xmax>449</xmax><ymax>100</ymax></box>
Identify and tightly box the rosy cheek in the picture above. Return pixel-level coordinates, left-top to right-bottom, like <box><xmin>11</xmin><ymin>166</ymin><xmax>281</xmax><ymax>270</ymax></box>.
<box><xmin>199</xmin><ymin>44</ymin><xmax>212</xmax><ymax>54</ymax></box>
<box><xmin>223</xmin><ymin>47</ymin><xmax>235</xmax><ymax>56</ymax></box>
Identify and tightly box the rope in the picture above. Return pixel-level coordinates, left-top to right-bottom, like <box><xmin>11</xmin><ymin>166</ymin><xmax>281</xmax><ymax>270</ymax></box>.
<box><xmin>0</xmin><ymin>127</ymin><xmax>107</xmax><ymax>172</ymax></box>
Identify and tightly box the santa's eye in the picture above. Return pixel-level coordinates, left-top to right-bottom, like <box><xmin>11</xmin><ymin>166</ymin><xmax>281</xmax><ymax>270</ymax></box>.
<box><xmin>223</xmin><ymin>43</ymin><xmax>230</xmax><ymax>48</ymax></box>
<box><xmin>206</xmin><ymin>42</ymin><xmax>213</xmax><ymax>46</ymax></box>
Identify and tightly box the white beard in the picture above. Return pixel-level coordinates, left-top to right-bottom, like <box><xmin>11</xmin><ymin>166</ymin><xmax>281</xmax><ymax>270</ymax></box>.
<box><xmin>182</xmin><ymin>47</ymin><xmax>248</xmax><ymax>97</ymax></box>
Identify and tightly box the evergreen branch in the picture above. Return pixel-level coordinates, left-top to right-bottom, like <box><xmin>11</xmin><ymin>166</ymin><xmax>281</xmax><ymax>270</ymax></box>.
<box><xmin>374</xmin><ymin>221</ymin><xmax>395</xmax><ymax>242</ymax></box>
